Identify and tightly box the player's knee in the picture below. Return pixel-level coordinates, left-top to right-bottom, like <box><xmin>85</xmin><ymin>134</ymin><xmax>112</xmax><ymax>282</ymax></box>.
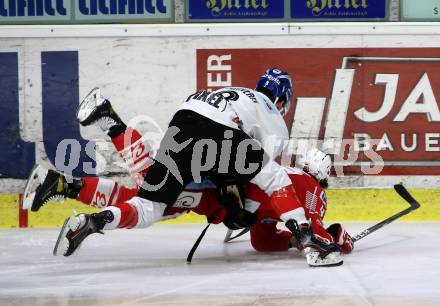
<box><xmin>250</xmin><ymin>236</ymin><xmax>271</xmax><ymax>252</ymax></box>
<box><xmin>250</xmin><ymin>223</ymin><xmax>292</xmax><ymax>252</ymax></box>
<box><xmin>250</xmin><ymin>225</ymin><xmax>273</xmax><ymax>252</ymax></box>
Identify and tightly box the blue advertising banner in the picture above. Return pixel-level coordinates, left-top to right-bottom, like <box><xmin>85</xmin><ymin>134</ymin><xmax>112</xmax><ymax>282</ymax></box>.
<box><xmin>0</xmin><ymin>51</ymin><xmax>95</xmax><ymax>178</ymax></box>
<box><xmin>291</xmin><ymin>0</ymin><xmax>387</xmax><ymax>20</ymax></box>
<box><xmin>0</xmin><ymin>0</ymin><xmax>174</xmax><ymax>24</ymax></box>
<box><xmin>187</xmin><ymin>0</ymin><xmax>285</xmax><ymax>21</ymax></box>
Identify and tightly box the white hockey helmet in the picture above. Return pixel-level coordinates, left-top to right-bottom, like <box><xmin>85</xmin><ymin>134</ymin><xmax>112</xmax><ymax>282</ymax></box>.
<box><xmin>297</xmin><ymin>148</ymin><xmax>332</xmax><ymax>182</ymax></box>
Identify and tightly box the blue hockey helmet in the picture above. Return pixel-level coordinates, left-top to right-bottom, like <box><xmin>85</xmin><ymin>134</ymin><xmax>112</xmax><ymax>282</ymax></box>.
<box><xmin>256</xmin><ymin>68</ymin><xmax>293</xmax><ymax>116</ymax></box>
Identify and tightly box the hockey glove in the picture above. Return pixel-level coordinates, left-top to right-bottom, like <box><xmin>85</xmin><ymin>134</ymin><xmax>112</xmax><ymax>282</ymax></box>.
<box><xmin>326</xmin><ymin>223</ymin><xmax>354</xmax><ymax>254</ymax></box>
<box><xmin>223</xmin><ymin>208</ymin><xmax>257</xmax><ymax>230</ymax></box>
<box><xmin>218</xmin><ymin>192</ymin><xmax>256</xmax><ymax>230</ymax></box>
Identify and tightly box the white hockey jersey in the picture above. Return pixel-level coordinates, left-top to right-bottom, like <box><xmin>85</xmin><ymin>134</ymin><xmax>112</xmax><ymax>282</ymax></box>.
<box><xmin>176</xmin><ymin>87</ymin><xmax>292</xmax><ymax>197</ymax></box>
<box><xmin>177</xmin><ymin>87</ymin><xmax>289</xmax><ymax>159</ymax></box>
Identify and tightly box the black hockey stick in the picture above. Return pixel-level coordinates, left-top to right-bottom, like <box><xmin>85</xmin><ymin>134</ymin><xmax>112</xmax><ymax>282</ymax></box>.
<box><xmin>352</xmin><ymin>184</ymin><xmax>421</xmax><ymax>242</ymax></box>
<box><xmin>224</xmin><ymin>228</ymin><xmax>250</xmax><ymax>243</ymax></box>
<box><xmin>187</xmin><ymin>223</ymin><xmax>211</xmax><ymax>263</ymax></box>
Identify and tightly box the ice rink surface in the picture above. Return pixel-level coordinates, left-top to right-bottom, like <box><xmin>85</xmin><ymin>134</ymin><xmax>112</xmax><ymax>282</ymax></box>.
<box><xmin>1</xmin><ymin>222</ymin><xmax>439</xmax><ymax>306</ymax></box>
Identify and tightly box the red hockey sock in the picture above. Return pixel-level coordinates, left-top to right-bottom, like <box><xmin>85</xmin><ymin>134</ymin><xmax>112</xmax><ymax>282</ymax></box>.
<box><xmin>111</xmin><ymin>127</ymin><xmax>152</xmax><ymax>181</ymax></box>
<box><xmin>115</xmin><ymin>185</ymin><xmax>140</xmax><ymax>203</ymax></box>
<box><xmin>77</xmin><ymin>177</ymin><xmax>118</xmax><ymax>208</ymax></box>
<box><xmin>111</xmin><ymin>127</ymin><xmax>142</xmax><ymax>152</ymax></box>
<box><xmin>77</xmin><ymin>177</ymin><xmax>99</xmax><ymax>205</ymax></box>
<box><xmin>113</xmin><ymin>202</ymin><xmax>139</xmax><ymax>229</ymax></box>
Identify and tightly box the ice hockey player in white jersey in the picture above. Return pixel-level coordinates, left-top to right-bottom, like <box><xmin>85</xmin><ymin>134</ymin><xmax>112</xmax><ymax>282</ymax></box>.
<box><xmin>51</xmin><ymin>68</ymin><xmax>340</xmax><ymax>264</ymax></box>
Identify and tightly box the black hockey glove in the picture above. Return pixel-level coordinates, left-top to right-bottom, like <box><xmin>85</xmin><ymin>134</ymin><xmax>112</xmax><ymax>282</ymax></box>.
<box><xmin>218</xmin><ymin>191</ymin><xmax>257</xmax><ymax>230</ymax></box>
<box><xmin>223</xmin><ymin>208</ymin><xmax>257</xmax><ymax>230</ymax></box>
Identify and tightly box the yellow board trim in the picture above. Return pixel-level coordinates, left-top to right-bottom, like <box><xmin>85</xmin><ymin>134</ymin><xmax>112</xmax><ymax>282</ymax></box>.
<box><xmin>0</xmin><ymin>194</ymin><xmax>19</xmax><ymax>228</ymax></box>
<box><xmin>1</xmin><ymin>188</ymin><xmax>439</xmax><ymax>228</ymax></box>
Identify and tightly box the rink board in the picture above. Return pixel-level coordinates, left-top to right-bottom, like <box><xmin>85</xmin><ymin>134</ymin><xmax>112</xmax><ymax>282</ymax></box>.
<box><xmin>1</xmin><ymin>188</ymin><xmax>440</xmax><ymax>228</ymax></box>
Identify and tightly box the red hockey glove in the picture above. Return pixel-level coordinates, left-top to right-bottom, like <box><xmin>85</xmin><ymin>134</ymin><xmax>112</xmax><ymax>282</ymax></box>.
<box><xmin>326</xmin><ymin>223</ymin><xmax>354</xmax><ymax>254</ymax></box>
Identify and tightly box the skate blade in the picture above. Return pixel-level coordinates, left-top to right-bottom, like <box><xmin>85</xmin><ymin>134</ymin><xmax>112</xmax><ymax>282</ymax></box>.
<box><xmin>53</xmin><ymin>216</ymin><xmax>81</xmax><ymax>256</ymax></box>
<box><xmin>21</xmin><ymin>164</ymin><xmax>48</xmax><ymax>210</ymax></box>
<box><xmin>224</xmin><ymin>228</ymin><xmax>250</xmax><ymax>243</ymax></box>
<box><xmin>305</xmin><ymin>251</ymin><xmax>343</xmax><ymax>267</ymax></box>
<box><xmin>76</xmin><ymin>87</ymin><xmax>104</xmax><ymax>123</ymax></box>
<box><xmin>21</xmin><ymin>192</ymin><xmax>36</xmax><ymax>210</ymax></box>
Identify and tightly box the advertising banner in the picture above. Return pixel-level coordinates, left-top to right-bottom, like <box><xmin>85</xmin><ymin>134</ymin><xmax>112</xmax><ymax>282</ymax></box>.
<box><xmin>0</xmin><ymin>0</ymin><xmax>174</xmax><ymax>24</ymax></box>
<box><xmin>291</xmin><ymin>0</ymin><xmax>387</xmax><ymax>20</ymax></box>
<box><xmin>401</xmin><ymin>0</ymin><xmax>440</xmax><ymax>21</ymax></box>
<box><xmin>197</xmin><ymin>48</ymin><xmax>440</xmax><ymax>176</ymax></box>
<box><xmin>186</xmin><ymin>0</ymin><xmax>286</xmax><ymax>22</ymax></box>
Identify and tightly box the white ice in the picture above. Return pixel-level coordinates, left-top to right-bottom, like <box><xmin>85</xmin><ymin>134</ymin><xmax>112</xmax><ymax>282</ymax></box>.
<box><xmin>1</xmin><ymin>223</ymin><xmax>439</xmax><ymax>306</ymax></box>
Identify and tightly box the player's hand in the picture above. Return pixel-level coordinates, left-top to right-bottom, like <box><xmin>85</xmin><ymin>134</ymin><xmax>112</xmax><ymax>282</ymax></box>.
<box><xmin>326</xmin><ymin>223</ymin><xmax>354</xmax><ymax>254</ymax></box>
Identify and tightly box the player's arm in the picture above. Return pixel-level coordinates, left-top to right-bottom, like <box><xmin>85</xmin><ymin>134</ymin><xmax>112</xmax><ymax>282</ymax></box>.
<box><xmin>251</xmin><ymin>159</ymin><xmax>308</xmax><ymax>225</ymax></box>
<box><xmin>311</xmin><ymin>190</ymin><xmax>354</xmax><ymax>254</ymax></box>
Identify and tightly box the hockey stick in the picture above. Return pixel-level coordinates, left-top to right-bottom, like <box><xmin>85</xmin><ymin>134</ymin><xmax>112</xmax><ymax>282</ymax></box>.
<box><xmin>352</xmin><ymin>184</ymin><xmax>421</xmax><ymax>242</ymax></box>
<box><xmin>224</xmin><ymin>228</ymin><xmax>250</xmax><ymax>243</ymax></box>
<box><xmin>187</xmin><ymin>223</ymin><xmax>211</xmax><ymax>263</ymax></box>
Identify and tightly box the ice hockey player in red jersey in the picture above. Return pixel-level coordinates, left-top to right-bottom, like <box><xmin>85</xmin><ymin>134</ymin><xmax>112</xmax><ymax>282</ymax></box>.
<box><xmin>22</xmin><ymin>68</ymin><xmax>343</xmax><ymax>266</ymax></box>
<box><xmin>245</xmin><ymin>149</ymin><xmax>354</xmax><ymax>258</ymax></box>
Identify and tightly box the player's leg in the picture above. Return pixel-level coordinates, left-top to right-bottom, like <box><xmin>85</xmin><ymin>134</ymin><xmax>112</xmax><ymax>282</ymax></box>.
<box><xmin>76</xmin><ymin>87</ymin><xmax>126</xmax><ymax>137</ymax></box>
<box><xmin>136</xmin><ymin>110</ymin><xmax>207</xmax><ymax>205</ymax></box>
<box><xmin>22</xmin><ymin>165</ymin><xmax>83</xmax><ymax>212</ymax></box>
<box><xmin>77</xmin><ymin>177</ymin><xmax>139</xmax><ymax>208</ymax></box>
<box><xmin>77</xmin><ymin>88</ymin><xmax>152</xmax><ymax>181</ymax></box>
<box><xmin>21</xmin><ymin>164</ymin><xmax>140</xmax><ymax>211</ymax></box>
<box><xmin>110</xmin><ymin>127</ymin><xmax>152</xmax><ymax>182</ymax></box>
<box><xmin>250</xmin><ymin>221</ymin><xmax>292</xmax><ymax>252</ymax></box>
<box><xmin>54</xmin><ymin>196</ymin><xmax>169</xmax><ymax>256</ymax></box>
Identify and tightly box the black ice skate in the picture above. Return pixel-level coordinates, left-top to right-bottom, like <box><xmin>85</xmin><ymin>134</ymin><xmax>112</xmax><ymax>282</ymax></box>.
<box><xmin>21</xmin><ymin>165</ymin><xmax>82</xmax><ymax>212</ymax></box>
<box><xmin>286</xmin><ymin>219</ymin><xmax>343</xmax><ymax>267</ymax></box>
<box><xmin>53</xmin><ymin>211</ymin><xmax>114</xmax><ymax>257</ymax></box>
<box><xmin>76</xmin><ymin>87</ymin><xmax>126</xmax><ymax>136</ymax></box>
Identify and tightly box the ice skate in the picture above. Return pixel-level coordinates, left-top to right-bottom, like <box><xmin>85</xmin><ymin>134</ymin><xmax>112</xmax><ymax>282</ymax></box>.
<box><xmin>286</xmin><ymin>219</ymin><xmax>342</xmax><ymax>267</ymax></box>
<box><xmin>304</xmin><ymin>250</ymin><xmax>343</xmax><ymax>267</ymax></box>
<box><xmin>53</xmin><ymin>211</ymin><xmax>113</xmax><ymax>256</ymax></box>
<box><xmin>22</xmin><ymin>164</ymin><xmax>47</xmax><ymax>211</ymax></box>
<box><xmin>21</xmin><ymin>165</ymin><xmax>82</xmax><ymax>212</ymax></box>
<box><xmin>76</xmin><ymin>87</ymin><xmax>125</xmax><ymax>133</ymax></box>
